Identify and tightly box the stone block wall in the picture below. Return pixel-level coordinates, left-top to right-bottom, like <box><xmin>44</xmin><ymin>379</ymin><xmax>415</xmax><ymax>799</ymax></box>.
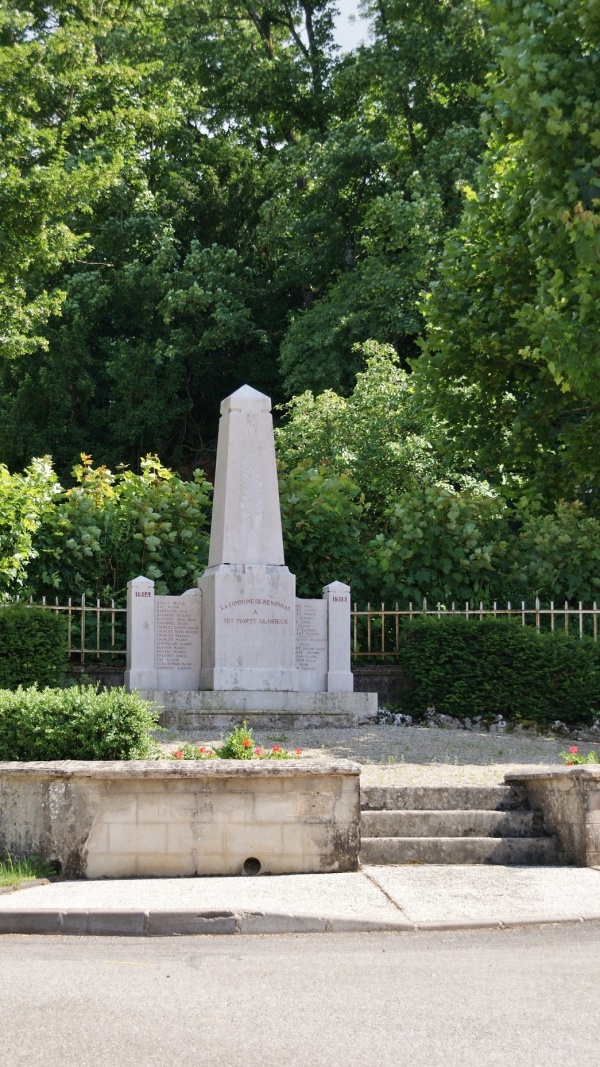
<box><xmin>505</xmin><ymin>767</ymin><xmax>600</xmax><ymax>866</ymax></box>
<box><xmin>0</xmin><ymin>760</ymin><xmax>360</xmax><ymax>878</ymax></box>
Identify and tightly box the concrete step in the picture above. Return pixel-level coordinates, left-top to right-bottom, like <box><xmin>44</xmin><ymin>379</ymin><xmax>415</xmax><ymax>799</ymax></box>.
<box><xmin>360</xmin><ymin>835</ymin><xmax>559</xmax><ymax>866</ymax></box>
<box><xmin>360</xmin><ymin>785</ymin><xmax>527</xmax><ymax>812</ymax></box>
<box><xmin>361</xmin><ymin>809</ymin><xmax>542</xmax><ymax>839</ymax></box>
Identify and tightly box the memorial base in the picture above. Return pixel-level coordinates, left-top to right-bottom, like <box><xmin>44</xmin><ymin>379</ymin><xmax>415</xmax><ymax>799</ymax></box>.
<box><xmin>137</xmin><ymin>690</ymin><xmax>378</xmax><ymax>731</ymax></box>
<box><xmin>198</xmin><ymin>667</ymin><xmax>299</xmax><ymax>691</ymax></box>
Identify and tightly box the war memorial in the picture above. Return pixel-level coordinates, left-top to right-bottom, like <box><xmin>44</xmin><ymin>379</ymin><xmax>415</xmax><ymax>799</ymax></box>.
<box><xmin>125</xmin><ymin>384</ymin><xmax>377</xmax><ymax>729</ymax></box>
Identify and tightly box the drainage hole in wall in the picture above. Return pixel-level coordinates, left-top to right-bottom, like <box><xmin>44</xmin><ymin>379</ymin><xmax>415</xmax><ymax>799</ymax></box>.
<box><xmin>243</xmin><ymin>857</ymin><xmax>261</xmax><ymax>876</ymax></box>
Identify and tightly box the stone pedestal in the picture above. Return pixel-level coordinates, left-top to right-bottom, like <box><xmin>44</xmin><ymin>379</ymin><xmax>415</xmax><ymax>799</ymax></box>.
<box><xmin>198</xmin><ymin>563</ymin><xmax>298</xmax><ymax>691</ymax></box>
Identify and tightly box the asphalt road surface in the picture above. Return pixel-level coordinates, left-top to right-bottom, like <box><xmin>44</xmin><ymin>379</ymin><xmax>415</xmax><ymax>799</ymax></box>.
<box><xmin>1</xmin><ymin>923</ymin><xmax>598</xmax><ymax>1066</ymax></box>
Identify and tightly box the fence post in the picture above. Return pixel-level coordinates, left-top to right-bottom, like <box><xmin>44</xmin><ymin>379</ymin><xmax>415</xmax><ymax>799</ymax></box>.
<box><xmin>80</xmin><ymin>594</ymin><xmax>86</xmax><ymax>663</ymax></box>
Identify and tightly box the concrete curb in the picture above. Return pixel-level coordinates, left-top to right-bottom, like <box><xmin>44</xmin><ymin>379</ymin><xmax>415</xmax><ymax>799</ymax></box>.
<box><xmin>0</xmin><ymin>909</ymin><xmax>599</xmax><ymax>937</ymax></box>
<box><xmin>0</xmin><ymin>879</ymin><xmax>50</xmax><ymax>897</ymax></box>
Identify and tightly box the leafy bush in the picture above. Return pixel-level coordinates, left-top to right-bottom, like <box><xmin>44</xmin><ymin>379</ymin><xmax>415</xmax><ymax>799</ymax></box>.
<box><xmin>279</xmin><ymin>462</ymin><xmax>370</xmax><ymax>597</ymax></box>
<box><xmin>276</xmin><ymin>344</ymin><xmax>449</xmax><ymax>519</ymax></box>
<box><xmin>0</xmin><ymin>458</ymin><xmax>61</xmax><ymax>593</ymax></box>
<box><xmin>0</xmin><ymin>685</ymin><xmax>159</xmax><ymax>761</ymax></box>
<box><xmin>367</xmin><ymin>482</ymin><xmax>512</xmax><ymax>605</ymax></box>
<box><xmin>396</xmin><ymin>616</ymin><xmax>600</xmax><ymax>728</ymax></box>
<box><xmin>510</xmin><ymin>502</ymin><xmax>600</xmax><ymax>604</ymax></box>
<box><xmin>27</xmin><ymin>454</ymin><xmax>212</xmax><ymax>602</ymax></box>
<box><xmin>0</xmin><ymin>605</ymin><xmax>67</xmax><ymax>688</ymax></box>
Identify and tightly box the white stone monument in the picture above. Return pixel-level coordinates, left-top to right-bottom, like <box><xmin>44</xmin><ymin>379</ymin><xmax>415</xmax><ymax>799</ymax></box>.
<box><xmin>125</xmin><ymin>384</ymin><xmax>377</xmax><ymax>725</ymax></box>
<box><xmin>198</xmin><ymin>385</ymin><xmax>298</xmax><ymax>691</ymax></box>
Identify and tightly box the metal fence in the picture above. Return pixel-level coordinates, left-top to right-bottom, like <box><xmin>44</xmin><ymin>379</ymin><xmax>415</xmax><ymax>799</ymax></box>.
<box><xmin>352</xmin><ymin>598</ymin><xmax>600</xmax><ymax>660</ymax></box>
<box><xmin>4</xmin><ymin>595</ymin><xmax>127</xmax><ymax>663</ymax></box>
<box><xmin>3</xmin><ymin>595</ymin><xmax>600</xmax><ymax>665</ymax></box>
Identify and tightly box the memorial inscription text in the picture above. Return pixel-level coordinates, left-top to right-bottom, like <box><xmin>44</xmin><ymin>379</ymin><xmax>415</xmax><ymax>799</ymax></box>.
<box><xmin>156</xmin><ymin>597</ymin><xmax>201</xmax><ymax>671</ymax></box>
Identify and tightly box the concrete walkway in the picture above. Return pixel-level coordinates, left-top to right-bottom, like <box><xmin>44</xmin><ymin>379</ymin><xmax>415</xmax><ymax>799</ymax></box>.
<box><xmin>1</xmin><ymin>865</ymin><xmax>599</xmax><ymax>936</ymax></box>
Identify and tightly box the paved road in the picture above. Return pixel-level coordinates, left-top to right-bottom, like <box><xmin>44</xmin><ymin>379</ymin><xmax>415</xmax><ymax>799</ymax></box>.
<box><xmin>1</xmin><ymin>923</ymin><xmax>598</xmax><ymax>1066</ymax></box>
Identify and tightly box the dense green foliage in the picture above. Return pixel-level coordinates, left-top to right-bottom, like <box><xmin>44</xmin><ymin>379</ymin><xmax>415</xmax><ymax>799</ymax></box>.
<box><xmin>22</xmin><ymin>454</ymin><xmax>212</xmax><ymax>600</ymax></box>
<box><xmin>0</xmin><ymin>459</ymin><xmax>60</xmax><ymax>593</ymax></box>
<box><xmin>277</xmin><ymin>351</ymin><xmax>600</xmax><ymax>603</ymax></box>
<box><xmin>0</xmin><ymin>0</ymin><xmax>598</xmax><ymax>607</ymax></box>
<box><xmin>0</xmin><ymin>685</ymin><xmax>159</xmax><ymax>760</ymax></box>
<box><xmin>416</xmin><ymin>0</ymin><xmax>600</xmax><ymax>511</ymax></box>
<box><xmin>2</xmin><ymin>349</ymin><xmax>600</xmax><ymax>605</ymax></box>
<box><xmin>0</xmin><ymin>605</ymin><xmax>67</xmax><ymax>688</ymax></box>
<box><xmin>0</xmin><ymin>0</ymin><xmax>491</xmax><ymax>476</ymax></box>
<box><xmin>396</xmin><ymin>617</ymin><xmax>600</xmax><ymax>727</ymax></box>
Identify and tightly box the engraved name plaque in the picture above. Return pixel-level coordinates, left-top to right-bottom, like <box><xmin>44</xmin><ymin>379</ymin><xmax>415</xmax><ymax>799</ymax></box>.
<box><xmin>155</xmin><ymin>592</ymin><xmax>201</xmax><ymax>687</ymax></box>
<box><xmin>295</xmin><ymin>599</ymin><xmax>327</xmax><ymax>692</ymax></box>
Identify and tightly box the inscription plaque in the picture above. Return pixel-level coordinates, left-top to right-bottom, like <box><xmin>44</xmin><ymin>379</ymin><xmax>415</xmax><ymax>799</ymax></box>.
<box><xmin>295</xmin><ymin>599</ymin><xmax>327</xmax><ymax>690</ymax></box>
<box><xmin>155</xmin><ymin>595</ymin><xmax>201</xmax><ymax>673</ymax></box>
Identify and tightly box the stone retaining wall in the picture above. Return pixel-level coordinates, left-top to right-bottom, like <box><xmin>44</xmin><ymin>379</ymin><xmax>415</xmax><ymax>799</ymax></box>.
<box><xmin>505</xmin><ymin>767</ymin><xmax>600</xmax><ymax>867</ymax></box>
<box><xmin>0</xmin><ymin>760</ymin><xmax>360</xmax><ymax>879</ymax></box>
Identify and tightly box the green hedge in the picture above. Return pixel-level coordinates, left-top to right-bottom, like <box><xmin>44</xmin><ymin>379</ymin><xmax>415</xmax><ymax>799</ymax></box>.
<box><xmin>396</xmin><ymin>617</ymin><xmax>600</xmax><ymax>728</ymax></box>
<box><xmin>0</xmin><ymin>605</ymin><xmax>67</xmax><ymax>688</ymax></box>
<box><xmin>0</xmin><ymin>686</ymin><xmax>159</xmax><ymax>761</ymax></box>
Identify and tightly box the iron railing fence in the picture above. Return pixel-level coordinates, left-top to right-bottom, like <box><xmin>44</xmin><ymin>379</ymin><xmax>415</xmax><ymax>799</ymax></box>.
<box><xmin>2</xmin><ymin>595</ymin><xmax>600</xmax><ymax>665</ymax></box>
<box><xmin>352</xmin><ymin>598</ymin><xmax>600</xmax><ymax>660</ymax></box>
<box><xmin>3</xmin><ymin>595</ymin><xmax>127</xmax><ymax>663</ymax></box>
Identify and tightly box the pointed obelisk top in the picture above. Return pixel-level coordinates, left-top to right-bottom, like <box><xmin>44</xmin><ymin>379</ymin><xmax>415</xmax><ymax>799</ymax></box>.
<box><xmin>208</xmin><ymin>384</ymin><xmax>285</xmax><ymax>566</ymax></box>
<box><xmin>220</xmin><ymin>384</ymin><xmax>270</xmax><ymax>414</ymax></box>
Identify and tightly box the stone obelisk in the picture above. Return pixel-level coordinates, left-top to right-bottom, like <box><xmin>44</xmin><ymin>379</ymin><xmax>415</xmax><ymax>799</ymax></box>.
<box><xmin>198</xmin><ymin>385</ymin><xmax>299</xmax><ymax>691</ymax></box>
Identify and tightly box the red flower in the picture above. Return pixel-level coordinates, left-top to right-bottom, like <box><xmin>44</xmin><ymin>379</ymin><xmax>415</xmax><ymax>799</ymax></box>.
<box><xmin>272</xmin><ymin>744</ymin><xmax>282</xmax><ymax>752</ymax></box>
<box><xmin>242</xmin><ymin>738</ymin><xmax>252</xmax><ymax>748</ymax></box>
<box><xmin>199</xmin><ymin>746</ymin><xmax>207</xmax><ymax>753</ymax></box>
<box><xmin>173</xmin><ymin>750</ymin><xmax>184</xmax><ymax>760</ymax></box>
<box><xmin>254</xmin><ymin>747</ymin><xmax>264</xmax><ymax>756</ymax></box>
<box><xmin>569</xmin><ymin>746</ymin><xmax>578</xmax><ymax>754</ymax></box>
<box><xmin>295</xmin><ymin>748</ymin><xmax>302</xmax><ymax>755</ymax></box>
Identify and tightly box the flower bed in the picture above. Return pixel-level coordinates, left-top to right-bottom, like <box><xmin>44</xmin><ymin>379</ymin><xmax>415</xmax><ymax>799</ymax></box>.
<box><xmin>169</xmin><ymin>721</ymin><xmax>302</xmax><ymax>761</ymax></box>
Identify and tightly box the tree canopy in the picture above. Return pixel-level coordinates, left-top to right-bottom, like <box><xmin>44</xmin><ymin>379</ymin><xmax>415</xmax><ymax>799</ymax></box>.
<box><xmin>0</xmin><ymin>0</ymin><xmax>598</xmax><ymax>608</ymax></box>
<box><xmin>0</xmin><ymin>0</ymin><xmax>493</xmax><ymax>477</ymax></box>
<box><xmin>416</xmin><ymin>0</ymin><xmax>600</xmax><ymax>511</ymax></box>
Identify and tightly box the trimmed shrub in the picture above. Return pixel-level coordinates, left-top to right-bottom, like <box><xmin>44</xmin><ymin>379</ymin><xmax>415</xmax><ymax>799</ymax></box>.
<box><xmin>0</xmin><ymin>605</ymin><xmax>67</xmax><ymax>688</ymax></box>
<box><xmin>0</xmin><ymin>686</ymin><xmax>159</xmax><ymax>761</ymax></box>
<box><xmin>396</xmin><ymin>616</ymin><xmax>600</xmax><ymax>728</ymax></box>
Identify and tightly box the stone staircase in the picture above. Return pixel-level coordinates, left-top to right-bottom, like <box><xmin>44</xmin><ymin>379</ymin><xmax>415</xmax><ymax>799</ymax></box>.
<box><xmin>360</xmin><ymin>784</ymin><xmax>559</xmax><ymax>865</ymax></box>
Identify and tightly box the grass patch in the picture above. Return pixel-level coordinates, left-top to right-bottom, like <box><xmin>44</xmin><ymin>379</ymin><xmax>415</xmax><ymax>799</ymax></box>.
<box><xmin>0</xmin><ymin>853</ymin><xmax>58</xmax><ymax>889</ymax></box>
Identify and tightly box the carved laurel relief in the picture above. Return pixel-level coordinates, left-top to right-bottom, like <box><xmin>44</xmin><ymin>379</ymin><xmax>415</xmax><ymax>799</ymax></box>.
<box><xmin>239</xmin><ymin>434</ymin><xmax>264</xmax><ymax>528</ymax></box>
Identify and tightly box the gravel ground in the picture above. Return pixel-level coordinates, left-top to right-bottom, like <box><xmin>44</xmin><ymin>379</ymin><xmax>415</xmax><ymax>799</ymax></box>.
<box><xmin>155</xmin><ymin>724</ymin><xmax>600</xmax><ymax>786</ymax></box>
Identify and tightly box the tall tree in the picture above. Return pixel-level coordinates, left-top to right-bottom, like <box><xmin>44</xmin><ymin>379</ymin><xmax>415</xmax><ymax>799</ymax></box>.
<box><xmin>417</xmin><ymin>0</ymin><xmax>600</xmax><ymax>510</ymax></box>
<box><xmin>0</xmin><ymin>0</ymin><xmax>341</xmax><ymax>475</ymax></box>
<box><xmin>271</xmin><ymin>0</ymin><xmax>492</xmax><ymax>394</ymax></box>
